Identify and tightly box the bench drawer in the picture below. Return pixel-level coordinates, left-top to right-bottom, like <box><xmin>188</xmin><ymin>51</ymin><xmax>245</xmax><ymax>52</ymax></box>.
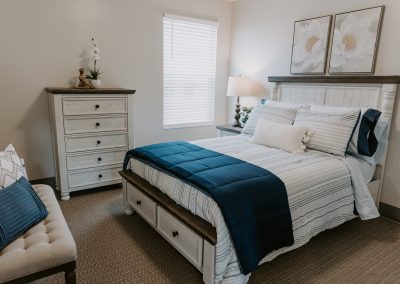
<box><xmin>68</xmin><ymin>167</ymin><xmax>121</xmax><ymax>188</ymax></box>
<box><xmin>65</xmin><ymin>133</ymin><xmax>127</xmax><ymax>153</ymax></box>
<box><xmin>64</xmin><ymin>115</ymin><xmax>127</xmax><ymax>135</ymax></box>
<box><xmin>63</xmin><ymin>98</ymin><xmax>127</xmax><ymax>115</ymax></box>
<box><xmin>127</xmin><ymin>183</ymin><xmax>157</xmax><ymax>226</ymax></box>
<box><xmin>157</xmin><ymin>207</ymin><xmax>203</xmax><ymax>269</ymax></box>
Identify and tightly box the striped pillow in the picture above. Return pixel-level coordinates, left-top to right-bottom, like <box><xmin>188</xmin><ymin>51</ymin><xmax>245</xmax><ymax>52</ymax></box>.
<box><xmin>294</xmin><ymin>109</ymin><xmax>360</xmax><ymax>156</ymax></box>
<box><xmin>242</xmin><ymin>105</ymin><xmax>298</xmax><ymax>136</ymax></box>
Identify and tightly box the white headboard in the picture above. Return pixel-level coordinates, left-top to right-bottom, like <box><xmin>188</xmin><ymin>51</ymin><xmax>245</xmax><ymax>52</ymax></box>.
<box><xmin>268</xmin><ymin>76</ymin><xmax>399</xmax><ymax>121</ymax></box>
<box><xmin>268</xmin><ymin>76</ymin><xmax>400</xmax><ymax>205</ymax></box>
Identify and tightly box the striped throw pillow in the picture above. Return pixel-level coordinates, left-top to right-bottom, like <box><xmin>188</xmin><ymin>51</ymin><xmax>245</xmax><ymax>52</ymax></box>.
<box><xmin>294</xmin><ymin>109</ymin><xmax>360</xmax><ymax>156</ymax></box>
<box><xmin>242</xmin><ymin>105</ymin><xmax>299</xmax><ymax>136</ymax></box>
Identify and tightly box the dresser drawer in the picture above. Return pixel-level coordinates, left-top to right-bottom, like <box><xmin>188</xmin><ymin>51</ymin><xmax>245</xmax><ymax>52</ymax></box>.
<box><xmin>64</xmin><ymin>115</ymin><xmax>127</xmax><ymax>135</ymax></box>
<box><xmin>65</xmin><ymin>133</ymin><xmax>127</xmax><ymax>153</ymax></box>
<box><xmin>66</xmin><ymin>150</ymin><xmax>126</xmax><ymax>171</ymax></box>
<box><xmin>127</xmin><ymin>183</ymin><xmax>157</xmax><ymax>226</ymax></box>
<box><xmin>68</xmin><ymin>167</ymin><xmax>121</xmax><ymax>188</ymax></box>
<box><xmin>157</xmin><ymin>207</ymin><xmax>203</xmax><ymax>269</ymax></box>
<box><xmin>63</xmin><ymin>98</ymin><xmax>127</xmax><ymax>115</ymax></box>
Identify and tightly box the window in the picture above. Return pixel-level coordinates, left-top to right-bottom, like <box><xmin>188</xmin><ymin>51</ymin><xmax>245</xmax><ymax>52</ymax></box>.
<box><xmin>163</xmin><ymin>14</ymin><xmax>218</xmax><ymax>129</ymax></box>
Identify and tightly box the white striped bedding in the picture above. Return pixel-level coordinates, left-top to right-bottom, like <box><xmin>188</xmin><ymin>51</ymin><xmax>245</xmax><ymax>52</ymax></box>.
<box><xmin>130</xmin><ymin>135</ymin><xmax>378</xmax><ymax>284</ymax></box>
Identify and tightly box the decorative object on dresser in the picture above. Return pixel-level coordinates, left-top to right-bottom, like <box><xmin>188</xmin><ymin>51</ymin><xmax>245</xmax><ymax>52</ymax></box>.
<box><xmin>329</xmin><ymin>6</ymin><xmax>384</xmax><ymax>74</ymax></box>
<box><xmin>216</xmin><ymin>124</ymin><xmax>241</xmax><ymax>137</ymax></box>
<box><xmin>290</xmin><ymin>15</ymin><xmax>332</xmax><ymax>74</ymax></box>
<box><xmin>77</xmin><ymin>68</ymin><xmax>93</xmax><ymax>89</ymax></box>
<box><xmin>86</xmin><ymin>38</ymin><xmax>103</xmax><ymax>88</ymax></box>
<box><xmin>46</xmin><ymin>88</ymin><xmax>135</xmax><ymax>201</ymax></box>
<box><xmin>226</xmin><ymin>75</ymin><xmax>258</xmax><ymax>127</ymax></box>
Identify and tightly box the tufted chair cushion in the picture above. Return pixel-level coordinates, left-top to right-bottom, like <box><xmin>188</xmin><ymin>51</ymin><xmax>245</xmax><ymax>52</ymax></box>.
<box><xmin>0</xmin><ymin>184</ymin><xmax>77</xmax><ymax>283</ymax></box>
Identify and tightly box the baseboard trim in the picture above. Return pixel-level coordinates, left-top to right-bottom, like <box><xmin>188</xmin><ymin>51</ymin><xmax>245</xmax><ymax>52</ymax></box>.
<box><xmin>30</xmin><ymin>176</ymin><xmax>56</xmax><ymax>190</ymax></box>
<box><xmin>379</xmin><ymin>202</ymin><xmax>400</xmax><ymax>223</ymax></box>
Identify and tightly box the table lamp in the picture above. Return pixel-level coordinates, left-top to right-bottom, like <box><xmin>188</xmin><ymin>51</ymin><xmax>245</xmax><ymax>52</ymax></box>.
<box><xmin>227</xmin><ymin>75</ymin><xmax>252</xmax><ymax>127</ymax></box>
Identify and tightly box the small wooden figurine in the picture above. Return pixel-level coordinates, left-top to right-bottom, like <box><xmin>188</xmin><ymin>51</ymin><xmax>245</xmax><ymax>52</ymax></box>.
<box><xmin>77</xmin><ymin>68</ymin><xmax>93</xmax><ymax>88</ymax></box>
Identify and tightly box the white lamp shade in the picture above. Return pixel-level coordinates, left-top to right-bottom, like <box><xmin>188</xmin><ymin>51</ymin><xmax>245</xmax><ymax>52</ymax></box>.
<box><xmin>226</xmin><ymin>76</ymin><xmax>252</xmax><ymax>97</ymax></box>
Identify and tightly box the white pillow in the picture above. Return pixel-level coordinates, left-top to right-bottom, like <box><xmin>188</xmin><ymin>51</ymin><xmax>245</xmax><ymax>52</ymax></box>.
<box><xmin>251</xmin><ymin>119</ymin><xmax>311</xmax><ymax>153</ymax></box>
<box><xmin>0</xmin><ymin>144</ymin><xmax>28</xmax><ymax>189</ymax></box>
<box><xmin>294</xmin><ymin>109</ymin><xmax>360</xmax><ymax>157</ymax></box>
<box><xmin>242</xmin><ymin>105</ymin><xmax>299</xmax><ymax>136</ymax></box>
<box><xmin>311</xmin><ymin>105</ymin><xmax>388</xmax><ymax>163</ymax></box>
<box><xmin>310</xmin><ymin>105</ymin><xmax>360</xmax><ymax>113</ymax></box>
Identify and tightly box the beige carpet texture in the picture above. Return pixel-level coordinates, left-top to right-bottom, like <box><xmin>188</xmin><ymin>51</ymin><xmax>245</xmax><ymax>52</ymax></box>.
<box><xmin>34</xmin><ymin>187</ymin><xmax>400</xmax><ymax>284</ymax></box>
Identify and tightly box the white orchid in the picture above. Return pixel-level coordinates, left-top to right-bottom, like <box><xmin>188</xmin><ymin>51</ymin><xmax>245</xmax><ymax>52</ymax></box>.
<box><xmin>89</xmin><ymin>38</ymin><xmax>101</xmax><ymax>62</ymax></box>
<box><xmin>330</xmin><ymin>11</ymin><xmax>378</xmax><ymax>72</ymax></box>
<box><xmin>292</xmin><ymin>18</ymin><xmax>329</xmax><ymax>73</ymax></box>
<box><xmin>86</xmin><ymin>38</ymin><xmax>102</xmax><ymax>80</ymax></box>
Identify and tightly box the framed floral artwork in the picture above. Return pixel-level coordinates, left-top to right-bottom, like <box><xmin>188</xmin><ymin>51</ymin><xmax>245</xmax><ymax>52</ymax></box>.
<box><xmin>290</xmin><ymin>15</ymin><xmax>332</xmax><ymax>74</ymax></box>
<box><xmin>329</xmin><ymin>6</ymin><xmax>384</xmax><ymax>74</ymax></box>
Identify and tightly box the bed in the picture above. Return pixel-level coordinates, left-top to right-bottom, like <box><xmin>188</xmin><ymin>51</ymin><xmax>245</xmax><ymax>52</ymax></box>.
<box><xmin>120</xmin><ymin>76</ymin><xmax>399</xmax><ymax>284</ymax></box>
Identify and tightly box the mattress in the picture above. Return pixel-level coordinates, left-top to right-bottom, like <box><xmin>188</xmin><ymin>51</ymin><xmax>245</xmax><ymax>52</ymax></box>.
<box><xmin>130</xmin><ymin>135</ymin><xmax>379</xmax><ymax>284</ymax></box>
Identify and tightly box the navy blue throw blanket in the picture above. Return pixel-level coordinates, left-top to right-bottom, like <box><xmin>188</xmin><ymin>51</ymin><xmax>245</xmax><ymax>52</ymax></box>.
<box><xmin>123</xmin><ymin>141</ymin><xmax>294</xmax><ymax>274</ymax></box>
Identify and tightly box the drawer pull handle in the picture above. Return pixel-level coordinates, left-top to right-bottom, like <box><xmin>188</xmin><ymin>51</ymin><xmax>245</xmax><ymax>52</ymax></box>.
<box><xmin>98</xmin><ymin>157</ymin><xmax>102</xmax><ymax>162</ymax></box>
<box><xmin>172</xmin><ymin>231</ymin><xmax>179</xmax><ymax>238</ymax></box>
<box><xmin>136</xmin><ymin>200</ymin><xmax>142</xmax><ymax>206</ymax></box>
<box><xmin>98</xmin><ymin>174</ymin><xmax>103</xmax><ymax>178</ymax></box>
<box><xmin>97</xmin><ymin>140</ymin><xmax>101</xmax><ymax>145</ymax></box>
<box><xmin>95</xmin><ymin>104</ymin><xmax>100</xmax><ymax>109</ymax></box>
<box><xmin>95</xmin><ymin>122</ymin><xmax>100</xmax><ymax>127</ymax></box>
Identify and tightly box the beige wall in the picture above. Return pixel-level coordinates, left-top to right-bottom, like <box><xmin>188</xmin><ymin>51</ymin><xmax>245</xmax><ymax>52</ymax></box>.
<box><xmin>230</xmin><ymin>0</ymin><xmax>400</xmax><ymax>208</ymax></box>
<box><xmin>0</xmin><ymin>0</ymin><xmax>232</xmax><ymax>180</ymax></box>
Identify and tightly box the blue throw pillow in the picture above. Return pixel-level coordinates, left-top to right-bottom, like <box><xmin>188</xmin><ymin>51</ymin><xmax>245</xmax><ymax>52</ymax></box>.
<box><xmin>0</xmin><ymin>177</ymin><xmax>48</xmax><ymax>250</ymax></box>
<box><xmin>347</xmin><ymin>108</ymin><xmax>389</xmax><ymax>164</ymax></box>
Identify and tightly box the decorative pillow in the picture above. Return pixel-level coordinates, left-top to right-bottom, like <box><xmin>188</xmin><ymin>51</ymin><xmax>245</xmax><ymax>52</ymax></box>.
<box><xmin>294</xmin><ymin>109</ymin><xmax>360</xmax><ymax>156</ymax></box>
<box><xmin>0</xmin><ymin>144</ymin><xmax>28</xmax><ymax>189</ymax></box>
<box><xmin>349</xmin><ymin>112</ymin><xmax>389</xmax><ymax>164</ymax></box>
<box><xmin>0</xmin><ymin>177</ymin><xmax>48</xmax><ymax>250</ymax></box>
<box><xmin>242</xmin><ymin>105</ymin><xmax>299</xmax><ymax>136</ymax></box>
<box><xmin>310</xmin><ymin>105</ymin><xmax>388</xmax><ymax>163</ymax></box>
<box><xmin>251</xmin><ymin>119</ymin><xmax>311</xmax><ymax>153</ymax></box>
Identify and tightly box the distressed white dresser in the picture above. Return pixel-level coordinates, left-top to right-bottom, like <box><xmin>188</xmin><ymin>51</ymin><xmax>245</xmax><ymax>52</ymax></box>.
<box><xmin>47</xmin><ymin>88</ymin><xmax>135</xmax><ymax>200</ymax></box>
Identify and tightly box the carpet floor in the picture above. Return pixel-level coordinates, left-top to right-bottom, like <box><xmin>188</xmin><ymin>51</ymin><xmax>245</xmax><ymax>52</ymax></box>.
<box><xmin>35</xmin><ymin>187</ymin><xmax>400</xmax><ymax>284</ymax></box>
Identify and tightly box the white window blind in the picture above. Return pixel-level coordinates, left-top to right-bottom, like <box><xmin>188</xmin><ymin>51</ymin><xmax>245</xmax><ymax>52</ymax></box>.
<box><xmin>163</xmin><ymin>14</ymin><xmax>218</xmax><ymax>129</ymax></box>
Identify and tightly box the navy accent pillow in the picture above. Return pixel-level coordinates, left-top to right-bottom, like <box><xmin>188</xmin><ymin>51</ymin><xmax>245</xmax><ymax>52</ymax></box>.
<box><xmin>0</xmin><ymin>177</ymin><xmax>48</xmax><ymax>250</ymax></box>
<box><xmin>357</xmin><ymin>109</ymin><xmax>382</xmax><ymax>157</ymax></box>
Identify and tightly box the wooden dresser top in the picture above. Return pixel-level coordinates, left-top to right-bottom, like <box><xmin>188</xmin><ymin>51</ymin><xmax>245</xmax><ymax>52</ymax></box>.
<box><xmin>45</xmin><ymin>88</ymin><xmax>136</xmax><ymax>94</ymax></box>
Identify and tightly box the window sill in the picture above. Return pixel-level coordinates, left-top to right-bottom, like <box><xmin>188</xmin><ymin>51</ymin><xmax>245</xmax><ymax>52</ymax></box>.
<box><xmin>163</xmin><ymin>121</ymin><xmax>215</xmax><ymax>130</ymax></box>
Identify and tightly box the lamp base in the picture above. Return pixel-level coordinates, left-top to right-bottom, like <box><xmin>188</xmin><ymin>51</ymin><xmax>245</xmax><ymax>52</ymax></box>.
<box><xmin>233</xmin><ymin>96</ymin><xmax>241</xmax><ymax>128</ymax></box>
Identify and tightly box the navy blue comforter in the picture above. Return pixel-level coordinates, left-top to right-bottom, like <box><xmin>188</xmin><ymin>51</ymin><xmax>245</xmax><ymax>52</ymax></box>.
<box><xmin>123</xmin><ymin>141</ymin><xmax>294</xmax><ymax>274</ymax></box>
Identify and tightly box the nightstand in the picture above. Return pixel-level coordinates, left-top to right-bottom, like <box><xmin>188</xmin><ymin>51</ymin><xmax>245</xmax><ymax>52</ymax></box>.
<box><xmin>216</xmin><ymin>124</ymin><xmax>242</xmax><ymax>137</ymax></box>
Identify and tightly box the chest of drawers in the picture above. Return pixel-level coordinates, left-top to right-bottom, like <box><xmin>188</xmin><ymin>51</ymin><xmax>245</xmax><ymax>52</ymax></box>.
<box><xmin>47</xmin><ymin>88</ymin><xmax>135</xmax><ymax>200</ymax></box>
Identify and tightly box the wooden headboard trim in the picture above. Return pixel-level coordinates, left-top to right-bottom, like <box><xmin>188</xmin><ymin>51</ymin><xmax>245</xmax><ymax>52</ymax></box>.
<box><xmin>268</xmin><ymin>76</ymin><xmax>400</xmax><ymax>84</ymax></box>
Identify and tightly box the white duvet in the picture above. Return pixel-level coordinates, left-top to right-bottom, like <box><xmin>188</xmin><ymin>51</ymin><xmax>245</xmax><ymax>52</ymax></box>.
<box><xmin>130</xmin><ymin>135</ymin><xmax>379</xmax><ymax>284</ymax></box>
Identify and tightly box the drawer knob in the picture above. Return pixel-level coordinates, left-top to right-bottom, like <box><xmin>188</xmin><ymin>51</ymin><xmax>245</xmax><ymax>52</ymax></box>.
<box><xmin>95</xmin><ymin>122</ymin><xmax>100</xmax><ymax>127</ymax></box>
<box><xmin>97</xmin><ymin>140</ymin><xmax>101</xmax><ymax>145</ymax></box>
<box><xmin>136</xmin><ymin>200</ymin><xmax>142</xmax><ymax>206</ymax></box>
<box><xmin>98</xmin><ymin>174</ymin><xmax>103</xmax><ymax>178</ymax></box>
<box><xmin>95</xmin><ymin>104</ymin><xmax>100</xmax><ymax>109</ymax></box>
<box><xmin>98</xmin><ymin>157</ymin><xmax>102</xmax><ymax>162</ymax></box>
<box><xmin>172</xmin><ymin>231</ymin><xmax>179</xmax><ymax>238</ymax></box>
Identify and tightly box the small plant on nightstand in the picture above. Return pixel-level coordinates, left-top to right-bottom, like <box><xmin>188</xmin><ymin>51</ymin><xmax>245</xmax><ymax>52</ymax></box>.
<box><xmin>240</xmin><ymin>106</ymin><xmax>253</xmax><ymax>127</ymax></box>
